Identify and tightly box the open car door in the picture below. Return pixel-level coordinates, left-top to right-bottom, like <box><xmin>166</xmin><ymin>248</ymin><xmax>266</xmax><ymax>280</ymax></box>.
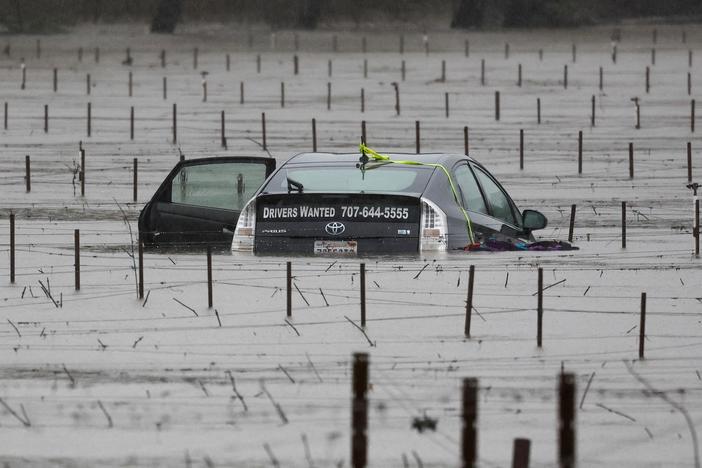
<box><xmin>139</xmin><ymin>157</ymin><xmax>276</xmax><ymax>247</ymax></box>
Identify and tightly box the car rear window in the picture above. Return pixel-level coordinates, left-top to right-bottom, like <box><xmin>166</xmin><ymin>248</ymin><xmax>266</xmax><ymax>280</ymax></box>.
<box><xmin>262</xmin><ymin>164</ymin><xmax>434</xmax><ymax>194</ymax></box>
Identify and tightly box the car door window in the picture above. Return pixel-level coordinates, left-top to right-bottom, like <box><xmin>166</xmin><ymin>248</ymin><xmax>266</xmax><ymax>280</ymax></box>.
<box><xmin>472</xmin><ymin>165</ymin><xmax>517</xmax><ymax>225</ymax></box>
<box><xmin>454</xmin><ymin>164</ymin><xmax>487</xmax><ymax>214</ymax></box>
<box><xmin>170</xmin><ymin>162</ymin><xmax>268</xmax><ymax>211</ymax></box>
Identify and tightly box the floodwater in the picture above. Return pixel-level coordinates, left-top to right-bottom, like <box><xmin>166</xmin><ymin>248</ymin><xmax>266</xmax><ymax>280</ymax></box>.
<box><xmin>0</xmin><ymin>22</ymin><xmax>700</xmax><ymax>467</ymax></box>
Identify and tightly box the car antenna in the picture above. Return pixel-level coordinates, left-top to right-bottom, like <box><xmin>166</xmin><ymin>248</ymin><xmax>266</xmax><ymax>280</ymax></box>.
<box><xmin>356</xmin><ymin>140</ymin><xmax>369</xmax><ymax>180</ymax></box>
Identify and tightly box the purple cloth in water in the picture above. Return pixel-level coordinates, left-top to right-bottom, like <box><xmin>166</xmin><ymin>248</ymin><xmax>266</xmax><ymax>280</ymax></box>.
<box><xmin>468</xmin><ymin>239</ymin><xmax>578</xmax><ymax>252</ymax></box>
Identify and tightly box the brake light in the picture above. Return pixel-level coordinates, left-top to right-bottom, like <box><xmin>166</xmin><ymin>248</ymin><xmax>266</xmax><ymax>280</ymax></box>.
<box><xmin>232</xmin><ymin>199</ymin><xmax>256</xmax><ymax>251</ymax></box>
<box><xmin>420</xmin><ymin>198</ymin><xmax>448</xmax><ymax>251</ymax></box>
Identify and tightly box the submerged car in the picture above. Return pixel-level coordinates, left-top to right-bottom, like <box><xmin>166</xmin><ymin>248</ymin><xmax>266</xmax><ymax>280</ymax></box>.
<box><xmin>230</xmin><ymin>151</ymin><xmax>547</xmax><ymax>254</ymax></box>
<box><xmin>139</xmin><ymin>151</ymin><xmax>546</xmax><ymax>253</ymax></box>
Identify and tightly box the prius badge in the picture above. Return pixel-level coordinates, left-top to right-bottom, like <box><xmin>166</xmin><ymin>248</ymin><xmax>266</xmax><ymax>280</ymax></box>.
<box><xmin>325</xmin><ymin>222</ymin><xmax>346</xmax><ymax>235</ymax></box>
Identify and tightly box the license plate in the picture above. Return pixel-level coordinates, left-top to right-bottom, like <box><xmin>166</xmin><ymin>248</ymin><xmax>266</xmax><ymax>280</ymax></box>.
<box><xmin>314</xmin><ymin>240</ymin><xmax>358</xmax><ymax>255</ymax></box>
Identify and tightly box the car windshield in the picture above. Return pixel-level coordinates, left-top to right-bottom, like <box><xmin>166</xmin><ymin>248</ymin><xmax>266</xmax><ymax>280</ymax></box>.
<box><xmin>262</xmin><ymin>164</ymin><xmax>434</xmax><ymax>194</ymax></box>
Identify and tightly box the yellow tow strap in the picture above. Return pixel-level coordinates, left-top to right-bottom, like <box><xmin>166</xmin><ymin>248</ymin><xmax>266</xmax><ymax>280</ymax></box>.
<box><xmin>358</xmin><ymin>143</ymin><xmax>476</xmax><ymax>245</ymax></box>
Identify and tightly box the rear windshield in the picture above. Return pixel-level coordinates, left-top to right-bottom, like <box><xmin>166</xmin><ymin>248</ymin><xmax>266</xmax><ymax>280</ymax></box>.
<box><xmin>262</xmin><ymin>164</ymin><xmax>434</xmax><ymax>194</ymax></box>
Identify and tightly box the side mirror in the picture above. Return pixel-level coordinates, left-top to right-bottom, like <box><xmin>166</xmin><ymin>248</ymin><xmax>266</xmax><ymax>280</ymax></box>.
<box><xmin>522</xmin><ymin>210</ymin><xmax>547</xmax><ymax>231</ymax></box>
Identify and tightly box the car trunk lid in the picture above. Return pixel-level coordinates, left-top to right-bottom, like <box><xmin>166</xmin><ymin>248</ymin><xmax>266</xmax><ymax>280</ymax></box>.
<box><xmin>254</xmin><ymin>193</ymin><xmax>421</xmax><ymax>254</ymax></box>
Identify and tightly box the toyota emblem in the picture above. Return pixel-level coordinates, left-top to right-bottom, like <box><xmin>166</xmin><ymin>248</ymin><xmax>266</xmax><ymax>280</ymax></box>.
<box><xmin>325</xmin><ymin>222</ymin><xmax>346</xmax><ymax>235</ymax></box>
